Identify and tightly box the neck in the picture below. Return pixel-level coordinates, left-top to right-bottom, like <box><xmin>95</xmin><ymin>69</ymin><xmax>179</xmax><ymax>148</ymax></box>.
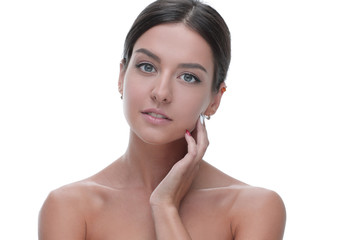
<box><xmin>121</xmin><ymin>130</ymin><xmax>188</xmax><ymax>192</ymax></box>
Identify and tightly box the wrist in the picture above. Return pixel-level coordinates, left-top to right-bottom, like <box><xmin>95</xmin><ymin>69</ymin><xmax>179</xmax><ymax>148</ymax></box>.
<box><xmin>150</xmin><ymin>201</ymin><xmax>192</xmax><ymax>239</ymax></box>
<box><xmin>150</xmin><ymin>193</ymin><xmax>180</xmax><ymax>210</ymax></box>
<box><xmin>150</xmin><ymin>199</ymin><xmax>177</xmax><ymax>211</ymax></box>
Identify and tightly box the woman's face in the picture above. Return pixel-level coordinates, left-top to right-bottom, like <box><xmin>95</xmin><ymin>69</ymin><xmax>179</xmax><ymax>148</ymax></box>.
<box><xmin>119</xmin><ymin>23</ymin><xmax>221</xmax><ymax>145</ymax></box>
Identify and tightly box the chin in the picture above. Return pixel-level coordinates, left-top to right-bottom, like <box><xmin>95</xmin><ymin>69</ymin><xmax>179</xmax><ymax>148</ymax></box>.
<box><xmin>134</xmin><ymin>129</ymin><xmax>186</xmax><ymax>146</ymax></box>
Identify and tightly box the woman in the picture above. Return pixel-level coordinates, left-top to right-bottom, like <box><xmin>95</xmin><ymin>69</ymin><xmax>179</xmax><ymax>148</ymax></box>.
<box><xmin>39</xmin><ymin>0</ymin><xmax>286</xmax><ymax>239</ymax></box>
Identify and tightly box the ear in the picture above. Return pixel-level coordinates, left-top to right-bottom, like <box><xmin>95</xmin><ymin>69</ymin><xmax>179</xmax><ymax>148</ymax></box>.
<box><xmin>118</xmin><ymin>62</ymin><xmax>126</xmax><ymax>96</ymax></box>
<box><xmin>204</xmin><ymin>82</ymin><xmax>227</xmax><ymax>117</ymax></box>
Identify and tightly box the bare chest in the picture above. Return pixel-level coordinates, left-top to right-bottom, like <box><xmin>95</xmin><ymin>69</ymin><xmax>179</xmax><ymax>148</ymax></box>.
<box><xmin>85</xmin><ymin>190</ymin><xmax>234</xmax><ymax>240</ymax></box>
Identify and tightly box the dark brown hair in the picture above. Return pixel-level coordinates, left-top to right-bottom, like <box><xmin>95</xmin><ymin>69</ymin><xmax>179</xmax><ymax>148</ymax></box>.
<box><xmin>122</xmin><ymin>0</ymin><xmax>231</xmax><ymax>92</ymax></box>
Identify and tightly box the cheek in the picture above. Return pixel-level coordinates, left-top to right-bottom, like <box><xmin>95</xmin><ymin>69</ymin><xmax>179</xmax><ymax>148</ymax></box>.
<box><xmin>174</xmin><ymin>92</ymin><xmax>211</xmax><ymax>131</ymax></box>
<box><xmin>122</xmin><ymin>75</ymin><xmax>146</xmax><ymax>123</ymax></box>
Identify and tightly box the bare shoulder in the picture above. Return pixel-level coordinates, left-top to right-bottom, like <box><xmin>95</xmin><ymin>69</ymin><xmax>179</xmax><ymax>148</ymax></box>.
<box><xmin>197</xmin><ymin>161</ymin><xmax>286</xmax><ymax>240</ymax></box>
<box><xmin>38</xmin><ymin>179</ymin><xmax>106</xmax><ymax>240</ymax></box>
<box><xmin>229</xmin><ymin>184</ymin><xmax>286</xmax><ymax>240</ymax></box>
<box><xmin>229</xmin><ymin>184</ymin><xmax>286</xmax><ymax>219</ymax></box>
<box><xmin>41</xmin><ymin>179</ymin><xmax>103</xmax><ymax>207</ymax></box>
<box><xmin>39</xmin><ymin>178</ymin><xmax>111</xmax><ymax>217</ymax></box>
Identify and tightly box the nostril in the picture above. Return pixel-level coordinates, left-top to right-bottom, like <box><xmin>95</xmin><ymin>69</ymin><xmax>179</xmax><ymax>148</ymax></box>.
<box><xmin>151</xmin><ymin>90</ymin><xmax>171</xmax><ymax>104</ymax></box>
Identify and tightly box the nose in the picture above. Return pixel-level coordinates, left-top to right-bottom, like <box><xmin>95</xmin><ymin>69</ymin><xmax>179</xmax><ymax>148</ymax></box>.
<box><xmin>151</xmin><ymin>73</ymin><xmax>172</xmax><ymax>104</ymax></box>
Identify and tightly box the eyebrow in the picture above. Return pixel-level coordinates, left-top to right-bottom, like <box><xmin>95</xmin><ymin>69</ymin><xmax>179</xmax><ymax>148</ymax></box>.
<box><xmin>135</xmin><ymin>48</ymin><xmax>161</xmax><ymax>63</ymax></box>
<box><xmin>178</xmin><ymin>63</ymin><xmax>207</xmax><ymax>73</ymax></box>
<box><xmin>134</xmin><ymin>48</ymin><xmax>208</xmax><ymax>73</ymax></box>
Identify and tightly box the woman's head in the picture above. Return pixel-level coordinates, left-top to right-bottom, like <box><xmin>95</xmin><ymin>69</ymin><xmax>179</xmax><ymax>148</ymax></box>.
<box><xmin>122</xmin><ymin>0</ymin><xmax>231</xmax><ymax>93</ymax></box>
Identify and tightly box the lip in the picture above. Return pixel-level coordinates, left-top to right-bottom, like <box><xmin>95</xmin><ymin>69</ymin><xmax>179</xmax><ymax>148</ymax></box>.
<box><xmin>141</xmin><ymin>108</ymin><xmax>172</xmax><ymax>124</ymax></box>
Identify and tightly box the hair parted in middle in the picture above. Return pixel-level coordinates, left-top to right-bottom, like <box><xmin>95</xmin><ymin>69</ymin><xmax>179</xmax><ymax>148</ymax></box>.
<box><xmin>122</xmin><ymin>0</ymin><xmax>231</xmax><ymax>92</ymax></box>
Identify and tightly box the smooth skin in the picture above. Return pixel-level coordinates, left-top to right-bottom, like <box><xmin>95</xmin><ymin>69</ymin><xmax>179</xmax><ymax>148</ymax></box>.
<box><xmin>39</xmin><ymin>23</ymin><xmax>286</xmax><ymax>240</ymax></box>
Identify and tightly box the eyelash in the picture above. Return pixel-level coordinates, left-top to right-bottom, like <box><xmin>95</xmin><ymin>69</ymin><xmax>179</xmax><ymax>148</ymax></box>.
<box><xmin>135</xmin><ymin>62</ymin><xmax>201</xmax><ymax>84</ymax></box>
<box><xmin>179</xmin><ymin>73</ymin><xmax>201</xmax><ymax>83</ymax></box>
<box><xmin>135</xmin><ymin>62</ymin><xmax>156</xmax><ymax>73</ymax></box>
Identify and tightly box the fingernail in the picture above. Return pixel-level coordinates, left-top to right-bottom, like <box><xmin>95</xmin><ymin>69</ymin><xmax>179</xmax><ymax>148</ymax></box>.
<box><xmin>186</xmin><ymin>130</ymin><xmax>191</xmax><ymax>136</ymax></box>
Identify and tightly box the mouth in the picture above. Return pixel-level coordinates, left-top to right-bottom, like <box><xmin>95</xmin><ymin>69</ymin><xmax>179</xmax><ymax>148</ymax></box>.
<box><xmin>141</xmin><ymin>109</ymin><xmax>172</xmax><ymax>121</ymax></box>
<box><xmin>144</xmin><ymin>112</ymin><xmax>170</xmax><ymax>119</ymax></box>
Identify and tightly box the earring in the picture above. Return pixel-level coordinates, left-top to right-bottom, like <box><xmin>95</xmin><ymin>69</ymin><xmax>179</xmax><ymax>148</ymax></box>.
<box><xmin>205</xmin><ymin>115</ymin><xmax>211</xmax><ymax>120</ymax></box>
<box><xmin>221</xmin><ymin>87</ymin><xmax>227</xmax><ymax>94</ymax></box>
<box><xmin>120</xmin><ymin>94</ymin><xmax>123</xmax><ymax>100</ymax></box>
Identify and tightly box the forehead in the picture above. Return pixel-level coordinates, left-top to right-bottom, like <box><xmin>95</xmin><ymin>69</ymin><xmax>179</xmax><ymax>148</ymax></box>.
<box><xmin>132</xmin><ymin>23</ymin><xmax>214</xmax><ymax>73</ymax></box>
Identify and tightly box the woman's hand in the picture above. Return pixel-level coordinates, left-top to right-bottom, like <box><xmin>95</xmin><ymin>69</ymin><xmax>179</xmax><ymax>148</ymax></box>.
<box><xmin>149</xmin><ymin>115</ymin><xmax>208</xmax><ymax>239</ymax></box>
<box><xmin>150</xmin><ymin>115</ymin><xmax>208</xmax><ymax>210</ymax></box>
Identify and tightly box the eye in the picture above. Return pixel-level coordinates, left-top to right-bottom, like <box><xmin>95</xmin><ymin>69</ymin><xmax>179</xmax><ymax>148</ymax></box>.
<box><xmin>136</xmin><ymin>63</ymin><xmax>156</xmax><ymax>73</ymax></box>
<box><xmin>180</xmin><ymin>73</ymin><xmax>200</xmax><ymax>83</ymax></box>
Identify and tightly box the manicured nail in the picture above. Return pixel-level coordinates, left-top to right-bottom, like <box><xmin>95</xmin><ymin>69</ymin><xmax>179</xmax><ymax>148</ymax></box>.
<box><xmin>186</xmin><ymin>130</ymin><xmax>191</xmax><ymax>136</ymax></box>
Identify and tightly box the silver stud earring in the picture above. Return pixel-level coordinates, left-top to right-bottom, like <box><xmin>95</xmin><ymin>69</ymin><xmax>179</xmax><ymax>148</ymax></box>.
<box><xmin>200</xmin><ymin>114</ymin><xmax>205</xmax><ymax>124</ymax></box>
<box><xmin>205</xmin><ymin>115</ymin><xmax>211</xmax><ymax>120</ymax></box>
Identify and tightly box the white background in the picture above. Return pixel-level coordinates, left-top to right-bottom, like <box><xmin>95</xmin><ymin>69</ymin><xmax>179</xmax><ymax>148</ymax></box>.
<box><xmin>0</xmin><ymin>0</ymin><xmax>359</xmax><ymax>239</ymax></box>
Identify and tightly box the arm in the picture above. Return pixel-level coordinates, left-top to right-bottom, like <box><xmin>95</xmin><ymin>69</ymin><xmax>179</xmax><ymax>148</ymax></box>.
<box><xmin>149</xmin><ymin>117</ymin><xmax>208</xmax><ymax>239</ymax></box>
<box><xmin>232</xmin><ymin>189</ymin><xmax>286</xmax><ymax>240</ymax></box>
<box><xmin>38</xmin><ymin>187</ymin><xmax>86</xmax><ymax>240</ymax></box>
<box><xmin>150</xmin><ymin>204</ymin><xmax>192</xmax><ymax>239</ymax></box>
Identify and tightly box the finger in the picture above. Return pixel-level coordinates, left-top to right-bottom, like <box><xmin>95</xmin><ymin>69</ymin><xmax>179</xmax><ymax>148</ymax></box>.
<box><xmin>182</xmin><ymin>130</ymin><xmax>198</xmax><ymax>163</ymax></box>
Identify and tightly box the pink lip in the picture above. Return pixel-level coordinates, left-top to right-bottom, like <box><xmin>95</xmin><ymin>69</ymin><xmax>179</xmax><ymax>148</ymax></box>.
<box><xmin>141</xmin><ymin>108</ymin><xmax>172</xmax><ymax>124</ymax></box>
